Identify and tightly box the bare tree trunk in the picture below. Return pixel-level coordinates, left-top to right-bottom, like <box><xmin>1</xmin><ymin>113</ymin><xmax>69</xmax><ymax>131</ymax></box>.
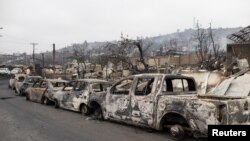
<box><xmin>134</xmin><ymin>41</ymin><xmax>149</xmax><ymax>72</ymax></box>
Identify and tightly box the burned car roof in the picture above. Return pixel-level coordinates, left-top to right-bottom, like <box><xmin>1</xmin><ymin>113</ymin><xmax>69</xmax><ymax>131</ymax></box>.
<box><xmin>27</xmin><ymin>76</ymin><xmax>42</xmax><ymax>79</ymax></box>
<box><xmin>43</xmin><ymin>79</ymin><xmax>69</xmax><ymax>83</ymax></box>
<box><xmin>131</xmin><ymin>73</ymin><xmax>195</xmax><ymax>79</ymax></box>
<box><xmin>15</xmin><ymin>74</ymin><xmax>26</xmax><ymax>77</ymax></box>
<box><xmin>74</xmin><ymin>79</ymin><xmax>110</xmax><ymax>83</ymax></box>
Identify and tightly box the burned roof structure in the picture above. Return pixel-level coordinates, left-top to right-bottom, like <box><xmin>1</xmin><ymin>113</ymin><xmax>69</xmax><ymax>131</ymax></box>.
<box><xmin>225</xmin><ymin>25</ymin><xmax>250</xmax><ymax>75</ymax></box>
<box><xmin>227</xmin><ymin>25</ymin><xmax>250</xmax><ymax>43</ymax></box>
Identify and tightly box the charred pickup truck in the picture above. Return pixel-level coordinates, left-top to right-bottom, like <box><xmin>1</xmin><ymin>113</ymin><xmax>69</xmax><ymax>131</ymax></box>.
<box><xmin>86</xmin><ymin>73</ymin><xmax>250</xmax><ymax>140</ymax></box>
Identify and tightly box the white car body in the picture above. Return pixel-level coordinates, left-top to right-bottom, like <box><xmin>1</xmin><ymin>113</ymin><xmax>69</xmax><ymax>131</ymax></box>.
<box><xmin>0</xmin><ymin>68</ymin><xmax>10</xmax><ymax>75</ymax></box>
<box><xmin>10</xmin><ymin>68</ymin><xmax>22</xmax><ymax>75</ymax></box>
<box><xmin>52</xmin><ymin>79</ymin><xmax>110</xmax><ymax>112</ymax></box>
<box><xmin>9</xmin><ymin>74</ymin><xmax>25</xmax><ymax>89</ymax></box>
<box><xmin>26</xmin><ymin>79</ymin><xmax>68</xmax><ymax>103</ymax></box>
<box><xmin>14</xmin><ymin>74</ymin><xmax>27</xmax><ymax>94</ymax></box>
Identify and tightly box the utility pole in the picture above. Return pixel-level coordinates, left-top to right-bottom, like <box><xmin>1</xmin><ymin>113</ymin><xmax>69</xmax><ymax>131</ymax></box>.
<box><xmin>52</xmin><ymin>43</ymin><xmax>55</xmax><ymax>78</ymax></box>
<box><xmin>41</xmin><ymin>53</ymin><xmax>44</xmax><ymax>68</ymax></box>
<box><xmin>61</xmin><ymin>49</ymin><xmax>64</xmax><ymax>65</ymax></box>
<box><xmin>30</xmin><ymin>43</ymin><xmax>38</xmax><ymax>73</ymax></box>
<box><xmin>12</xmin><ymin>53</ymin><xmax>15</xmax><ymax>65</ymax></box>
<box><xmin>30</xmin><ymin>43</ymin><xmax>38</xmax><ymax>62</ymax></box>
<box><xmin>24</xmin><ymin>53</ymin><xmax>28</xmax><ymax>65</ymax></box>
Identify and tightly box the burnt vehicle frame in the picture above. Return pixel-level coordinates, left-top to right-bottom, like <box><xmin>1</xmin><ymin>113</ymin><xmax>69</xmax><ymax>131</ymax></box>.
<box><xmin>52</xmin><ymin>79</ymin><xmax>111</xmax><ymax>115</ymax></box>
<box><xmin>26</xmin><ymin>79</ymin><xmax>68</xmax><ymax>104</ymax></box>
<box><xmin>8</xmin><ymin>74</ymin><xmax>26</xmax><ymax>90</ymax></box>
<box><xmin>16</xmin><ymin>75</ymin><xmax>42</xmax><ymax>96</ymax></box>
<box><xmin>87</xmin><ymin>73</ymin><xmax>250</xmax><ymax>139</ymax></box>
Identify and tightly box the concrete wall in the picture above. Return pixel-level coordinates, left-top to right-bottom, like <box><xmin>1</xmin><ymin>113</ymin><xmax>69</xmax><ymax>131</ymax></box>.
<box><xmin>146</xmin><ymin>54</ymin><xmax>199</xmax><ymax>67</ymax></box>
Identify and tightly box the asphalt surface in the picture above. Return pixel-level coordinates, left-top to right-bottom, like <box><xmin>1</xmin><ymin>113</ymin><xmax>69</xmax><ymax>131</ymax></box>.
<box><xmin>0</xmin><ymin>77</ymin><xmax>205</xmax><ymax>141</ymax></box>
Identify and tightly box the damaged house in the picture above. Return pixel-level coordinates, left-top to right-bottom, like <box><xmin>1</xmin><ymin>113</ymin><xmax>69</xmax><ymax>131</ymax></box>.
<box><xmin>226</xmin><ymin>25</ymin><xmax>250</xmax><ymax>74</ymax></box>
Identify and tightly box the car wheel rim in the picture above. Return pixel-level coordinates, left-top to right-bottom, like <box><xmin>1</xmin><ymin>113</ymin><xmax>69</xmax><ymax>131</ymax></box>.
<box><xmin>82</xmin><ymin>105</ymin><xmax>87</xmax><ymax>114</ymax></box>
<box><xmin>170</xmin><ymin>126</ymin><xmax>179</xmax><ymax>137</ymax></box>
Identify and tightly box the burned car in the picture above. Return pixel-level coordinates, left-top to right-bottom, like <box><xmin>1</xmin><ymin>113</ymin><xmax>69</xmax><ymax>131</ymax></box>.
<box><xmin>9</xmin><ymin>74</ymin><xmax>26</xmax><ymax>90</ymax></box>
<box><xmin>14</xmin><ymin>75</ymin><xmax>26</xmax><ymax>94</ymax></box>
<box><xmin>26</xmin><ymin>79</ymin><xmax>68</xmax><ymax>104</ymax></box>
<box><xmin>8</xmin><ymin>74</ymin><xmax>16</xmax><ymax>89</ymax></box>
<box><xmin>52</xmin><ymin>79</ymin><xmax>110</xmax><ymax>115</ymax></box>
<box><xmin>86</xmin><ymin>73</ymin><xmax>250</xmax><ymax>140</ymax></box>
<box><xmin>15</xmin><ymin>75</ymin><xmax>42</xmax><ymax>95</ymax></box>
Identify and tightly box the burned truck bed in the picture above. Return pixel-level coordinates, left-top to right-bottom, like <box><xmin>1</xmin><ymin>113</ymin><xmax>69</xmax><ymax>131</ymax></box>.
<box><xmin>87</xmin><ymin>73</ymin><xmax>250</xmax><ymax>139</ymax></box>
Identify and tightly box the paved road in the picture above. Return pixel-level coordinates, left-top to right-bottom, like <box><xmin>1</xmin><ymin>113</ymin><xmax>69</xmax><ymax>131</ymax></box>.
<box><xmin>0</xmin><ymin>78</ymin><xmax>205</xmax><ymax>141</ymax></box>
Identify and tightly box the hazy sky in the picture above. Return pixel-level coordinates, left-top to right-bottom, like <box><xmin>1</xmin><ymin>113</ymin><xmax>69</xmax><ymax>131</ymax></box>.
<box><xmin>0</xmin><ymin>0</ymin><xmax>249</xmax><ymax>54</ymax></box>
